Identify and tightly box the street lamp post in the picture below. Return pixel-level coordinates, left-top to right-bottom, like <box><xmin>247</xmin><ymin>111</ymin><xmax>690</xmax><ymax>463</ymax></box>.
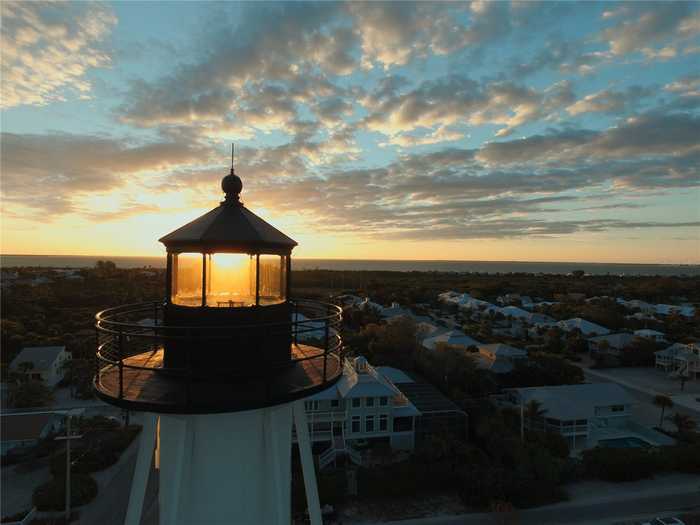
<box><xmin>55</xmin><ymin>411</ymin><xmax>83</xmax><ymax>523</ymax></box>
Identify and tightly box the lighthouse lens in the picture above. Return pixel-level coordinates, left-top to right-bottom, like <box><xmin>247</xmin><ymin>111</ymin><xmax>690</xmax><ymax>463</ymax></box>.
<box><xmin>206</xmin><ymin>253</ymin><xmax>257</xmax><ymax>307</ymax></box>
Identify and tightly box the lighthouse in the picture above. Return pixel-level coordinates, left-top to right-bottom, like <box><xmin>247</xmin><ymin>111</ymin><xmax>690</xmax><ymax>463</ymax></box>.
<box><xmin>93</xmin><ymin>156</ymin><xmax>343</xmax><ymax>525</ymax></box>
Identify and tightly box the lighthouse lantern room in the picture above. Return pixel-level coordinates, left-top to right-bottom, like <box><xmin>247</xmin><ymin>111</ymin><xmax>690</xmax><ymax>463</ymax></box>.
<box><xmin>93</xmin><ymin>154</ymin><xmax>342</xmax><ymax>525</ymax></box>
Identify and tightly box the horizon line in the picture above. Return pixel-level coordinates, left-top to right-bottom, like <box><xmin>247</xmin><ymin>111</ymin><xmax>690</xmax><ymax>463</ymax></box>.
<box><xmin>2</xmin><ymin>253</ymin><xmax>699</xmax><ymax>267</ymax></box>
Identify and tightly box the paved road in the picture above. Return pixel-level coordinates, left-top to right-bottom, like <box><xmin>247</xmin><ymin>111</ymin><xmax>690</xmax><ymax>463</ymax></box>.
<box><xmin>380</xmin><ymin>493</ymin><xmax>700</xmax><ymax>525</ymax></box>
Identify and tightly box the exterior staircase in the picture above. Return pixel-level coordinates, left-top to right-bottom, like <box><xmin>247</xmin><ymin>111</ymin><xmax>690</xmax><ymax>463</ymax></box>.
<box><xmin>318</xmin><ymin>431</ymin><xmax>362</xmax><ymax>469</ymax></box>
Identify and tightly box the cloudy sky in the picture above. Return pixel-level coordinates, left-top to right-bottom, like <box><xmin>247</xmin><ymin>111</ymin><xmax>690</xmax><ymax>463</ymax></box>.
<box><xmin>1</xmin><ymin>1</ymin><xmax>699</xmax><ymax>263</ymax></box>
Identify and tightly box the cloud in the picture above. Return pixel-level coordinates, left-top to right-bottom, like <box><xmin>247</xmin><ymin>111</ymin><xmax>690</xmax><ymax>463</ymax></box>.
<box><xmin>477</xmin><ymin>112</ymin><xmax>700</xmax><ymax>164</ymax></box>
<box><xmin>0</xmin><ymin>1</ymin><xmax>116</xmax><ymax>108</ymax></box>
<box><xmin>117</xmin><ymin>2</ymin><xmax>346</xmax><ymax>128</ymax></box>
<box><xmin>363</xmin><ymin>75</ymin><xmax>574</xmax><ymax>139</ymax></box>
<box><xmin>566</xmin><ymin>86</ymin><xmax>654</xmax><ymax>116</ymax></box>
<box><xmin>600</xmin><ymin>2</ymin><xmax>699</xmax><ymax>57</ymax></box>
<box><xmin>0</xmin><ymin>132</ymin><xmax>214</xmax><ymax>215</ymax></box>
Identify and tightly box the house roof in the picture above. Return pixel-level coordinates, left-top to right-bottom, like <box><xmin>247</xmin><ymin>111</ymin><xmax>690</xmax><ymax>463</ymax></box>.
<box><xmin>422</xmin><ymin>330</ymin><xmax>481</xmax><ymax>350</ymax></box>
<box><xmin>158</xmin><ymin>201</ymin><xmax>297</xmax><ymax>254</ymax></box>
<box><xmin>394</xmin><ymin>380</ymin><xmax>464</xmax><ymax>415</ymax></box>
<box><xmin>506</xmin><ymin>383</ymin><xmax>635</xmax><ymax>420</ymax></box>
<box><xmin>376</xmin><ymin>366</ymin><xmax>415</xmax><ymax>384</ymax></box>
<box><xmin>471</xmin><ymin>354</ymin><xmax>515</xmax><ymax>374</ymax></box>
<box><xmin>336</xmin><ymin>359</ymin><xmax>398</xmax><ymax>398</ymax></box>
<box><xmin>478</xmin><ymin>343</ymin><xmax>527</xmax><ymax>358</ymax></box>
<box><xmin>634</xmin><ymin>329</ymin><xmax>665</xmax><ymax>337</ymax></box>
<box><xmin>588</xmin><ymin>332</ymin><xmax>636</xmax><ymax>349</ymax></box>
<box><xmin>558</xmin><ymin>318</ymin><xmax>610</xmax><ymax>336</ymax></box>
<box><xmin>10</xmin><ymin>346</ymin><xmax>66</xmax><ymax>371</ymax></box>
<box><xmin>499</xmin><ymin>306</ymin><xmax>530</xmax><ymax>319</ymax></box>
<box><xmin>1</xmin><ymin>414</ymin><xmax>53</xmax><ymax>442</ymax></box>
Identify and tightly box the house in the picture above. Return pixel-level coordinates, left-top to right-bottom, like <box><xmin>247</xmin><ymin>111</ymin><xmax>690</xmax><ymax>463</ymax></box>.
<box><xmin>1</xmin><ymin>413</ymin><xmax>61</xmax><ymax>456</ymax></box>
<box><xmin>10</xmin><ymin>346</ymin><xmax>71</xmax><ymax>387</ymax></box>
<box><xmin>473</xmin><ymin>343</ymin><xmax>527</xmax><ymax>374</ymax></box>
<box><xmin>655</xmin><ymin>343</ymin><xmax>700</xmax><ymax>380</ymax></box>
<box><xmin>500</xmin><ymin>383</ymin><xmax>637</xmax><ymax>449</ymax></box>
<box><xmin>299</xmin><ymin>356</ymin><xmax>421</xmax><ymax>469</ymax></box>
<box><xmin>655</xmin><ymin>304</ymin><xmax>695</xmax><ymax>318</ymax></box>
<box><xmin>379</xmin><ymin>367</ymin><xmax>468</xmax><ymax>445</ymax></box>
<box><xmin>588</xmin><ymin>333</ymin><xmax>637</xmax><ymax>356</ymax></box>
<box><xmin>422</xmin><ymin>330</ymin><xmax>481</xmax><ymax>351</ymax></box>
<box><xmin>558</xmin><ymin>318</ymin><xmax>610</xmax><ymax>337</ymax></box>
<box><xmin>634</xmin><ymin>329</ymin><xmax>666</xmax><ymax>343</ymax></box>
<box><xmin>499</xmin><ymin>306</ymin><xmax>531</xmax><ymax>321</ymax></box>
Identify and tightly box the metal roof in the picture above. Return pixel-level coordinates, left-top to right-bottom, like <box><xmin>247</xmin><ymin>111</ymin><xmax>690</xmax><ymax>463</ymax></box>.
<box><xmin>506</xmin><ymin>383</ymin><xmax>635</xmax><ymax>420</ymax></box>
<box><xmin>158</xmin><ymin>201</ymin><xmax>297</xmax><ymax>253</ymax></box>
<box><xmin>394</xmin><ymin>380</ymin><xmax>464</xmax><ymax>415</ymax></box>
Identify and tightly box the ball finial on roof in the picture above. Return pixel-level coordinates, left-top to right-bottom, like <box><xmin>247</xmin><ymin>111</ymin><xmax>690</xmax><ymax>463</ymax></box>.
<box><xmin>222</xmin><ymin>142</ymin><xmax>242</xmax><ymax>203</ymax></box>
<box><xmin>222</xmin><ymin>168</ymin><xmax>242</xmax><ymax>202</ymax></box>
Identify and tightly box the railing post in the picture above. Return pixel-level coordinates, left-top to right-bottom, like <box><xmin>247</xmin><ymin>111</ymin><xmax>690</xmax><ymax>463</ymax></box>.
<box><xmin>118</xmin><ymin>332</ymin><xmax>124</xmax><ymax>399</ymax></box>
<box><xmin>94</xmin><ymin>325</ymin><xmax>99</xmax><ymax>388</ymax></box>
<box><xmin>323</xmin><ymin>305</ymin><xmax>330</xmax><ymax>381</ymax></box>
<box><xmin>293</xmin><ymin>301</ymin><xmax>299</xmax><ymax>346</ymax></box>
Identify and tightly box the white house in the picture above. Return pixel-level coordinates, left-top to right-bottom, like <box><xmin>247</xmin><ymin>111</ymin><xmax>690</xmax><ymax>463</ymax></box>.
<box><xmin>655</xmin><ymin>343</ymin><xmax>700</xmax><ymax>380</ymax></box>
<box><xmin>588</xmin><ymin>332</ymin><xmax>637</xmax><ymax>356</ymax></box>
<box><xmin>558</xmin><ymin>318</ymin><xmax>610</xmax><ymax>337</ymax></box>
<box><xmin>500</xmin><ymin>383</ymin><xmax>638</xmax><ymax>450</ymax></box>
<box><xmin>10</xmin><ymin>346</ymin><xmax>71</xmax><ymax>387</ymax></box>
<box><xmin>499</xmin><ymin>306</ymin><xmax>531</xmax><ymax>320</ymax></box>
<box><xmin>473</xmin><ymin>343</ymin><xmax>527</xmax><ymax>374</ymax></box>
<box><xmin>422</xmin><ymin>329</ymin><xmax>481</xmax><ymax>351</ymax></box>
<box><xmin>634</xmin><ymin>329</ymin><xmax>666</xmax><ymax>343</ymax></box>
<box><xmin>300</xmin><ymin>356</ymin><xmax>421</xmax><ymax>468</ymax></box>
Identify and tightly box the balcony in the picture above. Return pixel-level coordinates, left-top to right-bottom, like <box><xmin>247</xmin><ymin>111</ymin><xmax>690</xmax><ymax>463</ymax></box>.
<box><xmin>93</xmin><ymin>299</ymin><xmax>343</xmax><ymax>413</ymax></box>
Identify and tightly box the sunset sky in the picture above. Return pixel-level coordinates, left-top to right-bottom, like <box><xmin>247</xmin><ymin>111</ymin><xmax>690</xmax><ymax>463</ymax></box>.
<box><xmin>1</xmin><ymin>1</ymin><xmax>699</xmax><ymax>263</ymax></box>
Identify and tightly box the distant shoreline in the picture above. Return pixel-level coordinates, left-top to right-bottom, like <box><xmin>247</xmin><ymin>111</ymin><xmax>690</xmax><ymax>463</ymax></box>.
<box><xmin>1</xmin><ymin>254</ymin><xmax>698</xmax><ymax>276</ymax></box>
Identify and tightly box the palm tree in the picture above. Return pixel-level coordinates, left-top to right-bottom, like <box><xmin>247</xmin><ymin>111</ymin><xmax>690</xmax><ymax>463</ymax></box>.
<box><xmin>667</xmin><ymin>412</ymin><xmax>697</xmax><ymax>435</ymax></box>
<box><xmin>524</xmin><ymin>399</ymin><xmax>547</xmax><ymax>432</ymax></box>
<box><xmin>653</xmin><ymin>395</ymin><xmax>674</xmax><ymax>428</ymax></box>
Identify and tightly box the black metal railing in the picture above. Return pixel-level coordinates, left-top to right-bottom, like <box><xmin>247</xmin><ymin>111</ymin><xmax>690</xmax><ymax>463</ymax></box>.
<box><xmin>93</xmin><ymin>299</ymin><xmax>343</xmax><ymax>410</ymax></box>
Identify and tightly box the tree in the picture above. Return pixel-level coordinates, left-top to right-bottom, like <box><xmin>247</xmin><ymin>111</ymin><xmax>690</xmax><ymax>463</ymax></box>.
<box><xmin>653</xmin><ymin>395</ymin><xmax>673</xmax><ymax>428</ymax></box>
<box><xmin>12</xmin><ymin>381</ymin><xmax>54</xmax><ymax>408</ymax></box>
<box><xmin>668</xmin><ymin>412</ymin><xmax>697</xmax><ymax>435</ymax></box>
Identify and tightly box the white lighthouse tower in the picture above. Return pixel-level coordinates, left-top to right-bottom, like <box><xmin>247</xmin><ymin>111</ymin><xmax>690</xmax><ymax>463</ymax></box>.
<box><xmin>93</xmin><ymin>159</ymin><xmax>342</xmax><ymax>524</ymax></box>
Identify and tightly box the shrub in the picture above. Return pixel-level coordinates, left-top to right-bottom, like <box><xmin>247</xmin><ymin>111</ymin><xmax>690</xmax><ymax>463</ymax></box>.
<box><xmin>662</xmin><ymin>444</ymin><xmax>700</xmax><ymax>474</ymax></box>
<box><xmin>33</xmin><ymin>473</ymin><xmax>98</xmax><ymax>511</ymax></box>
<box><xmin>582</xmin><ymin>447</ymin><xmax>660</xmax><ymax>481</ymax></box>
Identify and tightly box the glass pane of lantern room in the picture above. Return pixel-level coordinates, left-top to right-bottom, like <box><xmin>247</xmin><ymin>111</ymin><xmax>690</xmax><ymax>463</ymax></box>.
<box><xmin>206</xmin><ymin>253</ymin><xmax>256</xmax><ymax>307</ymax></box>
<box><xmin>259</xmin><ymin>255</ymin><xmax>285</xmax><ymax>305</ymax></box>
<box><xmin>171</xmin><ymin>253</ymin><xmax>203</xmax><ymax>306</ymax></box>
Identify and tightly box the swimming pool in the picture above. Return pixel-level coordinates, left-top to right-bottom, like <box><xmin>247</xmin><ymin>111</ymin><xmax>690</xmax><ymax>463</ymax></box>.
<box><xmin>598</xmin><ymin>437</ymin><xmax>653</xmax><ymax>448</ymax></box>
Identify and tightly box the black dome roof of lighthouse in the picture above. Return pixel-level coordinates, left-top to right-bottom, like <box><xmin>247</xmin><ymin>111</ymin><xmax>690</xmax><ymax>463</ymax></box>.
<box><xmin>158</xmin><ymin>170</ymin><xmax>297</xmax><ymax>254</ymax></box>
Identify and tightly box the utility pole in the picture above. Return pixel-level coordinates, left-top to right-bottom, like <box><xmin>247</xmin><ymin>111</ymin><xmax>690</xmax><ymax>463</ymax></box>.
<box><xmin>520</xmin><ymin>397</ymin><xmax>525</xmax><ymax>442</ymax></box>
<box><xmin>55</xmin><ymin>410</ymin><xmax>83</xmax><ymax>523</ymax></box>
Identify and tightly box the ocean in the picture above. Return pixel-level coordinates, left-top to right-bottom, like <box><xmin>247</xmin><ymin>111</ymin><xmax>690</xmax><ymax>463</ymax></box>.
<box><xmin>1</xmin><ymin>254</ymin><xmax>698</xmax><ymax>276</ymax></box>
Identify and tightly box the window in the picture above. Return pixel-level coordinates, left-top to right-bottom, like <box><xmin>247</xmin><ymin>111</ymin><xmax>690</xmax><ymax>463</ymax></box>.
<box><xmin>330</xmin><ymin>399</ymin><xmax>339</xmax><ymax>408</ymax></box>
<box><xmin>379</xmin><ymin>414</ymin><xmax>388</xmax><ymax>431</ymax></box>
<box><xmin>352</xmin><ymin>398</ymin><xmax>361</xmax><ymax>408</ymax></box>
<box><xmin>206</xmin><ymin>253</ymin><xmax>256</xmax><ymax>307</ymax></box>
<box><xmin>351</xmin><ymin>416</ymin><xmax>360</xmax><ymax>433</ymax></box>
<box><xmin>171</xmin><ymin>253</ymin><xmax>203</xmax><ymax>306</ymax></box>
<box><xmin>365</xmin><ymin>415</ymin><xmax>375</xmax><ymax>433</ymax></box>
<box><xmin>366</xmin><ymin>397</ymin><xmax>374</xmax><ymax>408</ymax></box>
<box><xmin>379</xmin><ymin>396</ymin><xmax>388</xmax><ymax>406</ymax></box>
<box><xmin>304</xmin><ymin>401</ymin><xmax>319</xmax><ymax>411</ymax></box>
<box><xmin>611</xmin><ymin>405</ymin><xmax>625</xmax><ymax>412</ymax></box>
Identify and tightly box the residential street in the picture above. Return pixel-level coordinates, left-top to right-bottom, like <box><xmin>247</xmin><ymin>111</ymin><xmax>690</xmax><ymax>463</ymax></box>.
<box><xmin>379</xmin><ymin>478</ymin><xmax>700</xmax><ymax>525</ymax></box>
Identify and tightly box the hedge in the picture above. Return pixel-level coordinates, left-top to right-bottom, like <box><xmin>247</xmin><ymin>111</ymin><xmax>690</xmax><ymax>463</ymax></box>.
<box><xmin>33</xmin><ymin>473</ymin><xmax>98</xmax><ymax>511</ymax></box>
